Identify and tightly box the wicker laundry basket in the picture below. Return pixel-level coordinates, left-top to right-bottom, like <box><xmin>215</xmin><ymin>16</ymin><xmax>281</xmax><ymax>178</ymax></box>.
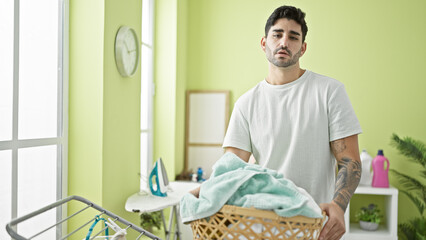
<box><xmin>190</xmin><ymin>205</ymin><xmax>325</xmax><ymax>240</ymax></box>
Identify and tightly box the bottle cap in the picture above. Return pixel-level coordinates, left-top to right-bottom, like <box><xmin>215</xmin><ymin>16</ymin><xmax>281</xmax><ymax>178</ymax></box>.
<box><xmin>377</xmin><ymin>149</ymin><xmax>384</xmax><ymax>156</ymax></box>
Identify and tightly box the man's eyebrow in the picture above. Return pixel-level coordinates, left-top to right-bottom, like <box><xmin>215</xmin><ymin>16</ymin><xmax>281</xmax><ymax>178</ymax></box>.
<box><xmin>289</xmin><ymin>30</ymin><xmax>301</xmax><ymax>36</ymax></box>
<box><xmin>271</xmin><ymin>29</ymin><xmax>301</xmax><ymax>36</ymax></box>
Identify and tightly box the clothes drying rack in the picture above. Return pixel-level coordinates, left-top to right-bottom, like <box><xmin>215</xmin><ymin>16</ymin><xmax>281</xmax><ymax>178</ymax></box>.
<box><xmin>6</xmin><ymin>195</ymin><xmax>161</xmax><ymax>240</ymax></box>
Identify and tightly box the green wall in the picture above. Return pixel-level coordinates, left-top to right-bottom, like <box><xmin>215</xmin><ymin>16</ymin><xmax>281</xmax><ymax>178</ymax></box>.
<box><xmin>175</xmin><ymin>0</ymin><xmax>189</xmax><ymax>185</ymax></box>
<box><xmin>69</xmin><ymin>0</ymin><xmax>104</xmax><ymax>206</ymax></box>
<box><xmin>69</xmin><ymin>0</ymin><xmax>141</xmax><ymax>238</ymax></box>
<box><xmin>102</xmin><ymin>0</ymin><xmax>142</xmax><ymax>235</ymax></box>
<box><xmin>154</xmin><ymin>0</ymin><xmax>178</xmax><ymax>180</ymax></box>
<box><xmin>180</xmin><ymin>0</ymin><xmax>426</xmax><ymax>226</ymax></box>
<box><xmin>69</xmin><ymin>1</ymin><xmax>105</xmax><ymax>235</ymax></box>
<box><xmin>69</xmin><ymin>0</ymin><xmax>180</xmax><ymax>238</ymax></box>
<box><xmin>153</xmin><ymin>0</ymin><xmax>188</xmax><ymax>178</ymax></box>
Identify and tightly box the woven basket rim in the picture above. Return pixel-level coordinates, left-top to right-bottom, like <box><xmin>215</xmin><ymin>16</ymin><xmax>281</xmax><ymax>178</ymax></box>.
<box><xmin>214</xmin><ymin>205</ymin><xmax>325</xmax><ymax>224</ymax></box>
<box><xmin>190</xmin><ymin>205</ymin><xmax>326</xmax><ymax>240</ymax></box>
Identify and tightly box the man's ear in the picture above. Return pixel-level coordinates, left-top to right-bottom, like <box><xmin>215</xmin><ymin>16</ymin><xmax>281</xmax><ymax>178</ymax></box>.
<box><xmin>260</xmin><ymin>37</ymin><xmax>266</xmax><ymax>52</ymax></box>
<box><xmin>300</xmin><ymin>42</ymin><xmax>307</xmax><ymax>57</ymax></box>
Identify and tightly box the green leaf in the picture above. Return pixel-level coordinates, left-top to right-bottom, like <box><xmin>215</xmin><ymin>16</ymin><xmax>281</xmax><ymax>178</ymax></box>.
<box><xmin>140</xmin><ymin>211</ymin><xmax>163</xmax><ymax>230</ymax></box>
<box><xmin>398</xmin><ymin>217</ymin><xmax>426</xmax><ymax>240</ymax></box>
<box><xmin>355</xmin><ymin>204</ymin><xmax>382</xmax><ymax>223</ymax></box>
<box><xmin>421</xmin><ymin>170</ymin><xmax>426</xmax><ymax>180</ymax></box>
<box><xmin>417</xmin><ymin>233</ymin><xmax>426</xmax><ymax>240</ymax></box>
<box><xmin>399</xmin><ymin>222</ymin><xmax>416</xmax><ymax>240</ymax></box>
<box><xmin>400</xmin><ymin>190</ymin><xmax>425</xmax><ymax>216</ymax></box>
<box><xmin>391</xmin><ymin>134</ymin><xmax>426</xmax><ymax>167</ymax></box>
<box><xmin>410</xmin><ymin>217</ymin><xmax>426</xmax><ymax>240</ymax></box>
<box><xmin>389</xmin><ymin>169</ymin><xmax>425</xmax><ymax>196</ymax></box>
<box><xmin>391</xmin><ymin>134</ymin><xmax>426</xmax><ymax>240</ymax></box>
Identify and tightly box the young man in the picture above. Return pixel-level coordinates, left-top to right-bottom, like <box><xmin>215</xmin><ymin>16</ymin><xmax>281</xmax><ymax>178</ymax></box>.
<box><xmin>192</xmin><ymin>5</ymin><xmax>362</xmax><ymax>240</ymax></box>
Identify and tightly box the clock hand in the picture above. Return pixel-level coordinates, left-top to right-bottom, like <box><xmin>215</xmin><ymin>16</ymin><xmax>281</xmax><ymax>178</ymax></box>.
<box><xmin>124</xmin><ymin>41</ymin><xmax>131</xmax><ymax>51</ymax></box>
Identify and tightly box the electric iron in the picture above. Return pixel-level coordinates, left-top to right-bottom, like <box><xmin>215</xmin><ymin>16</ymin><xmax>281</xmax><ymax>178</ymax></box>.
<box><xmin>149</xmin><ymin>158</ymin><xmax>169</xmax><ymax>197</ymax></box>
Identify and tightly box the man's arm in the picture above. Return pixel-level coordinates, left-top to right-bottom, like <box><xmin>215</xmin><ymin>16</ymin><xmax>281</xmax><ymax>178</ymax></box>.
<box><xmin>331</xmin><ymin>135</ymin><xmax>362</xmax><ymax>211</ymax></box>
<box><xmin>319</xmin><ymin>134</ymin><xmax>362</xmax><ymax>240</ymax></box>
<box><xmin>224</xmin><ymin>147</ymin><xmax>251</xmax><ymax>162</ymax></box>
<box><xmin>189</xmin><ymin>147</ymin><xmax>251</xmax><ymax>198</ymax></box>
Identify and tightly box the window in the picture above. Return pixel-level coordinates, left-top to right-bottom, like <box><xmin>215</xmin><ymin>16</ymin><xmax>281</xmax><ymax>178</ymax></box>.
<box><xmin>0</xmin><ymin>0</ymin><xmax>68</xmax><ymax>239</ymax></box>
<box><xmin>140</xmin><ymin>0</ymin><xmax>155</xmax><ymax>192</ymax></box>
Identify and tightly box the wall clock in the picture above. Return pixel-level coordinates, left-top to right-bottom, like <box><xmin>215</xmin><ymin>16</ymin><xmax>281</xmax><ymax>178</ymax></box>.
<box><xmin>115</xmin><ymin>26</ymin><xmax>139</xmax><ymax>77</ymax></box>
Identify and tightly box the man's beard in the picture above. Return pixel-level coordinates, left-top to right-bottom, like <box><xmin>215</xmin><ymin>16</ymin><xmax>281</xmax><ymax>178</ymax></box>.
<box><xmin>266</xmin><ymin>46</ymin><xmax>302</xmax><ymax>68</ymax></box>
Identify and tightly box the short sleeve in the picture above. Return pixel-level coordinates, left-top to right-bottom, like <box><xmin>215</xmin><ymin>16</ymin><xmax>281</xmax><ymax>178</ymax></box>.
<box><xmin>328</xmin><ymin>84</ymin><xmax>362</xmax><ymax>141</ymax></box>
<box><xmin>222</xmin><ymin>100</ymin><xmax>252</xmax><ymax>153</ymax></box>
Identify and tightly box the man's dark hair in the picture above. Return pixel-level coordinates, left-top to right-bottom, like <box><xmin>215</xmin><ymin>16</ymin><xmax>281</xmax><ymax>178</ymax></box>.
<box><xmin>265</xmin><ymin>5</ymin><xmax>308</xmax><ymax>42</ymax></box>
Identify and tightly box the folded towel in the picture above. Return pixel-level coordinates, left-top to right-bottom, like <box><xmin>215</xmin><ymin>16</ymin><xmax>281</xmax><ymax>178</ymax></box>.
<box><xmin>180</xmin><ymin>152</ymin><xmax>323</xmax><ymax>223</ymax></box>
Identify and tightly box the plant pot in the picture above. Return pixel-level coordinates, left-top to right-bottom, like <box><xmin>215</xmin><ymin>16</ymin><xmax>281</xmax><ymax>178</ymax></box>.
<box><xmin>144</xmin><ymin>227</ymin><xmax>153</xmax><ymax>233</ymax></box>
<box><xmin>359</xmin><ymin>221</ymin><xmax>379</xmax><ymax>231</ymax></box>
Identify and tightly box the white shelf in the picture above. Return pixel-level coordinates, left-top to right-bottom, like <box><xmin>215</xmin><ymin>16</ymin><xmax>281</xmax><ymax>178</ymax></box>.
<box><xmin>355</xmin><ymin>185</ymin><xmax>398</xmax><ymax>195</ymax></box>
<box><xmin>346</xmin><ymin>223</ymin><xmax>393</xmax><ymax>240</ymax></box>
<box><xmin>344</xmin><ymin>186</ymin><xmax>398</xmax><ymax>240</ymax></box>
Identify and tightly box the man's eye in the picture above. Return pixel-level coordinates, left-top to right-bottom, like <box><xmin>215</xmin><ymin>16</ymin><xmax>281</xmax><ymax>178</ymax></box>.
<box><xmin>290</xmin><ymin>36</ymin><xmax>299</xmax><ymax>40</ymax></box>
<box><xmin>273</xmin><ymin>34</ymin><xmax>281</xmax><ymax>38</ymax></box>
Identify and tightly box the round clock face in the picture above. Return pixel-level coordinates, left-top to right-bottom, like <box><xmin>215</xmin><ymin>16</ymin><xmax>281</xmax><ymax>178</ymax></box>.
<box><xmin>115</xmin><ymin>26</ymin><xmax>139</xmax><ymax>77</ymax></box>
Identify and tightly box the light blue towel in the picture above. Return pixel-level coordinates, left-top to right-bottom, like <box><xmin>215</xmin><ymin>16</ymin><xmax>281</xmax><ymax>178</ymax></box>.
<box><xmin>180</xmin><ymin>152</ymin><xmax>323</xmax><ymax>223</ymax></box>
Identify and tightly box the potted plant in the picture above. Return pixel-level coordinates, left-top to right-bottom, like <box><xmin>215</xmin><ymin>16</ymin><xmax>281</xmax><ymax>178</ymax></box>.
<box><xmin>389</xmin><ymin>134</ymin><xmax>426</xmax><ymax>240</ymax></box>
<box><xmin>140</xmin><ymin>211</ymin><xmax>163</xmax><ymax>233</ymax></box>
<box><xmin>355</xmin><ymin>203</ymin><xmax>382</xmax><ymax>231</ymax></box>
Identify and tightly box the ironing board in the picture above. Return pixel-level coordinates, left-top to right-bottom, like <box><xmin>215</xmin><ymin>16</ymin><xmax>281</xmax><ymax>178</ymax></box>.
<box><xmin>125</xmin><ymin>181</ymin><xmax>200</xmax><ymax>240</ymax></box>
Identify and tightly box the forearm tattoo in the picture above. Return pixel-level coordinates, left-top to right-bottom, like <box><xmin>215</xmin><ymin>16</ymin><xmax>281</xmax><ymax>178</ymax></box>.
<box><xmin>331</xmin><ymin>139</ymin><xmax>361</xmax><ymax>212</ymax></box>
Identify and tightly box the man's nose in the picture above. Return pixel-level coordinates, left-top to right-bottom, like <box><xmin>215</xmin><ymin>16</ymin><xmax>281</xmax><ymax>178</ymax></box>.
<box><xmin>279</xmin><ymin>35</ymin><xmax>289</xmax><ymax>47</ymax></box>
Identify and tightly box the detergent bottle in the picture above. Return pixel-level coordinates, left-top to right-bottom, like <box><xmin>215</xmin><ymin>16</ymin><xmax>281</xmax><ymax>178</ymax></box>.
<box><xmin>372</xmin><ymin>150</ymin><xmax>389</xmax><ymax>188</ymax></box>
<box><xmin>197</xmin><ymin>167</ymin><xmax>204</xmax><ymax>182</ymax></box>
<box><xmin>359</xmin><ymin>150</ymin><xmax>373</xmax><ymax>186</ymax></box>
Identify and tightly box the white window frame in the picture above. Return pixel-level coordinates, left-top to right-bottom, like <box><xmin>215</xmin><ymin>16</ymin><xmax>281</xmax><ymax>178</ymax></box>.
<box><xmin>0</xmin><ymin>0</ymin><xmax>68</xmax><ymax>238</ymax></box>
<box><xmin>140</xmin><ymin>0</ymin><xmax>155</xmax><ymax>192</ymax></box>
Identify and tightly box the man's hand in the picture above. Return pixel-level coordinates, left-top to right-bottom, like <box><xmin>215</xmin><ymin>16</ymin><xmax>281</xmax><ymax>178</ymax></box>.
<box><xmin>319</xmin><ymin>201</ymin><xmax>345</xmax><ymax>240</ymax></box>
<box><xmin>189</xmin><ymin>186</ymin><xmax>200</xmax><ymax>198</ymax></box>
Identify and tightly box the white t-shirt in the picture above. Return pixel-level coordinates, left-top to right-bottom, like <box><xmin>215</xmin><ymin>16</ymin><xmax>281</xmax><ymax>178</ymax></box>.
<box><xmin>222</xmin><ymin>70</ymin><xmax>362</xmax><ymax>204</ymax></box>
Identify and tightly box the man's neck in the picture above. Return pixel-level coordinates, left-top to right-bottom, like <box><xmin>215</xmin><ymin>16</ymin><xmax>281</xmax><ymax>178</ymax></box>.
<box><xmin>266</xmin><ymin>64</ymin><xmax>305</xmax><ymax>85</ymax></box>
